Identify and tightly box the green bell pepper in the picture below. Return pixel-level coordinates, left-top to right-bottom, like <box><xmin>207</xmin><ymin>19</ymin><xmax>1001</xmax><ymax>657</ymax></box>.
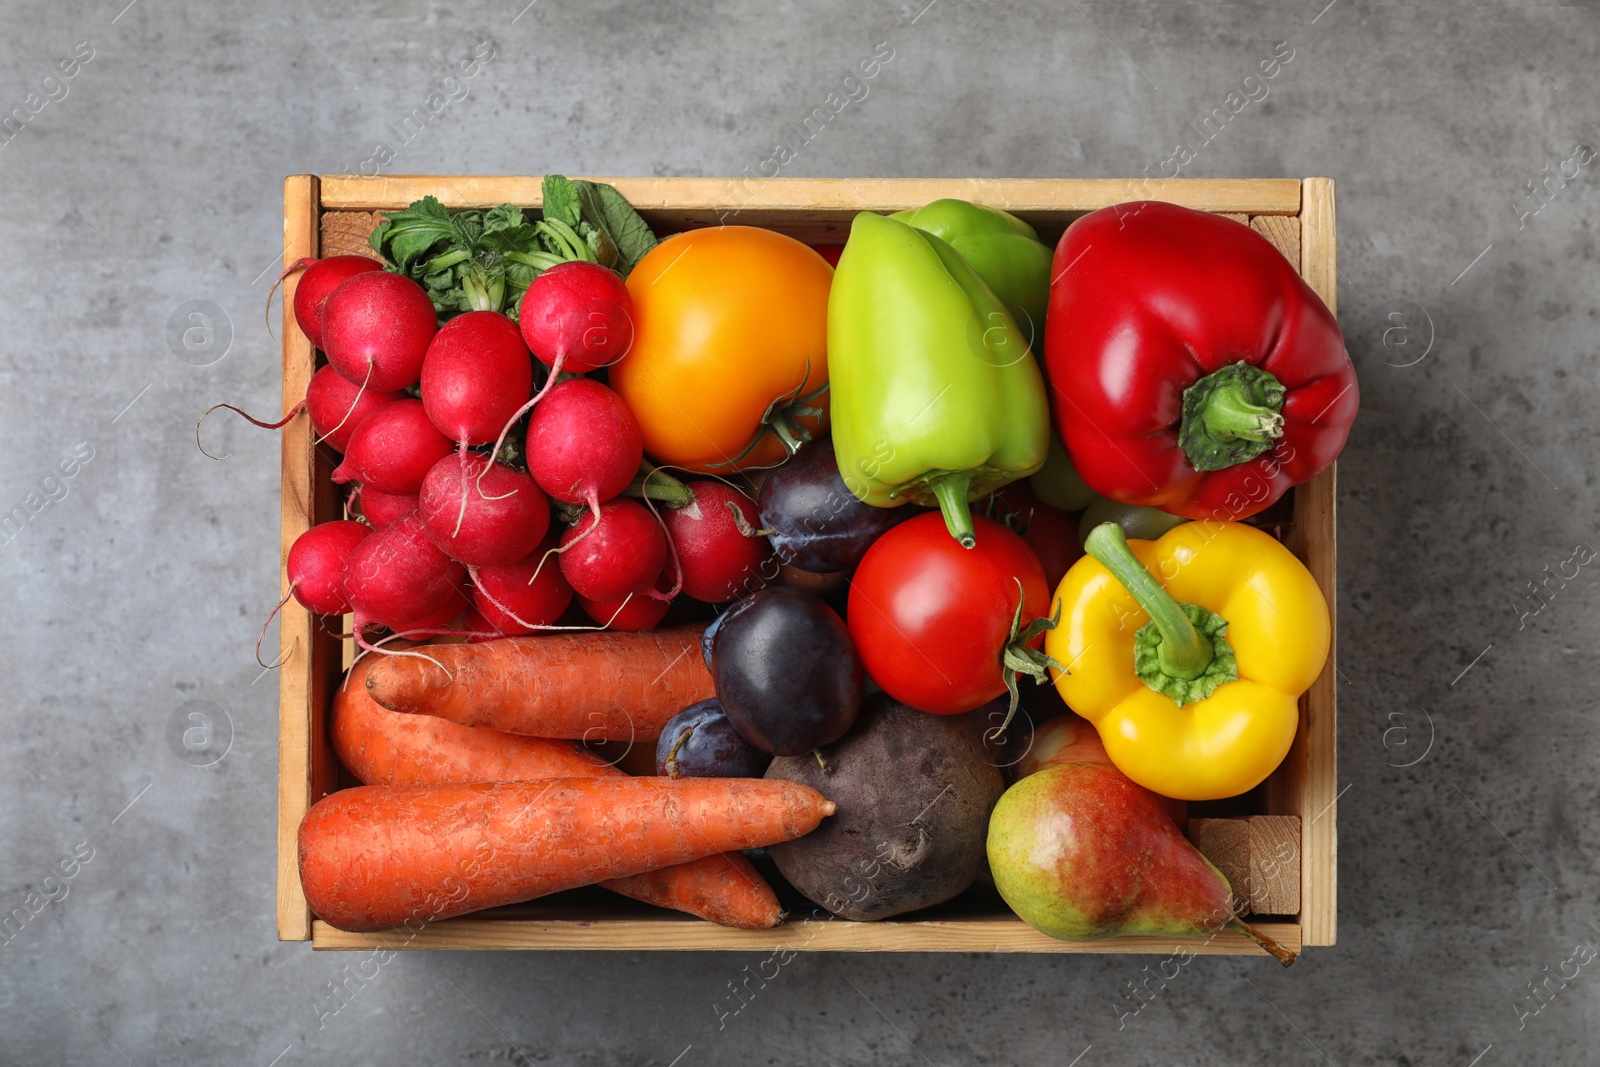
<box><xmin>829</xmin><ymin>211</ymin><xmax>1051</xmax><ymax>548</ymax></box>
<box><xmin>890</xmin><ymin>199</ymin><xmax>1054</xmax><ymax>346</ymax></box>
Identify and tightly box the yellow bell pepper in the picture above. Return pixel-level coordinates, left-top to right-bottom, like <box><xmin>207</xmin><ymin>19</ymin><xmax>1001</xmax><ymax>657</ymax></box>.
<box><xmin>1045</xmin><ymin>521</ymin><xmax>1329</xmax><ymax>801</ymax></box>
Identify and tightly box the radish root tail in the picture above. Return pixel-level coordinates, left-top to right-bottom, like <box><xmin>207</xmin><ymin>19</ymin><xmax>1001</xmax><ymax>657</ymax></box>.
<box><xmin>254</xmin><ymin>585</ymin><xmax>296</xmax><ymax>669</ymax></box>
<box><xmin>352</xmin><ymin>623</ymin><xmax>455</xmax><ymax>681</ymax></box>
<box><xmin>635</xmin><ymin>488</ymin><xmax>684</xmax><ymax>601</ymax></box>
<box><xmin>266</xmin><ymin>256</ymin><xmax>317</xmax><ymax>342</ymax></box>
<box><xmin>197</xmin><ymin>401</ymin><xmax>307</xmax><ymax>460</ymax></box>
<box><xmin>469</xmin><ymin>567</ymin><xmax>616</xmax><ymax>634</ymax></box>
<box><xmin>477</xmin><ymin>352</ymin><xmax>566</xmax><ymax>503</ymax></box>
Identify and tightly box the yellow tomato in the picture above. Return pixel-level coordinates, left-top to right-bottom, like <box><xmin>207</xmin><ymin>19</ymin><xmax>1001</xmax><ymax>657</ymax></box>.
<box><xmin>611</xmin><ymin>226</ymin><xmax>832</xmax><ymax>473</ymax></box>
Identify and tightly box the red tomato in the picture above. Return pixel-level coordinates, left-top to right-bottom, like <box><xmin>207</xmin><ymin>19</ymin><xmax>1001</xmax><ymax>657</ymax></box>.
<box><xmin>848</xmin><ymin>514</ymin><xmax>1051</xmax><ymax>715</ymax></box>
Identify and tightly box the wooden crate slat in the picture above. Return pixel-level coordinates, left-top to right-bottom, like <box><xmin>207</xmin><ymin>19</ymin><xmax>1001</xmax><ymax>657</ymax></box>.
<box><xmin>1188</xmin><ymin>816</ymin><xmax>1302</xmax><ymax>916</ymax></box>
<box><xmin>1250</xmin><ymin>214</ymin><xmax>1301</xmax><ymax>267</ymax></box>
<box><xmin>1270</xmin><ymin>176</ymin><xmax>1338</xmax><ymax>946</ymax></box>
<box><xmin>320</xmin><ymin>211</ymin><xmax>383</xmax><ymax>259</ymax></box>
<box><xmin>320</xmin><ymin>175</ymin><xmax>1303</xmax><ymax>216</ymax></box>
<box><xmin>1249</xmin><ymin>815</ymin><xmax>1302</xmax><ymax>915</ymax></box>
<box><xmin>310</xmin><ymin>917</ymin><xmax>1301</xmax><ymax>956</ymax></box>
<box><xmin>276</xmin><ymin>175</ymin><xmax>320</xmax><ymax>942</ymax></box>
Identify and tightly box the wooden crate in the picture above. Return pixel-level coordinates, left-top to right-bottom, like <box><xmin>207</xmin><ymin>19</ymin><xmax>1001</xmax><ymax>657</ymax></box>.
<box><xmin>278</xmin><ymin>176</ymin><xmax>1338</xmax><ymax>955</ymax></box>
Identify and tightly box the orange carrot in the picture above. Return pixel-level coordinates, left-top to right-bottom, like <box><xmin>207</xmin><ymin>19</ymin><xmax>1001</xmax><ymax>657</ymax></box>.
<box><xmin>603</xmin><ymin>851</ymin><xmax>781</xmax><ymax>929</ymax></box>
<box><xmin>333</xmin><ymin>653</ymin><xmax>614</xmax><ymax>784</ymax></box>
<box><xmin>331</xmin><ymin>655</ymin><xmax>781</xmax><ymax>929</ymax></box>
<box><xmin>298</xmin><ymin>778</ymin><xmax>834</xmax><ymax>933</ymax></box>
<box><xmin>364</xmin><ymin>625</ymin><xmax>713</xmax><ymax>740</ymax></box>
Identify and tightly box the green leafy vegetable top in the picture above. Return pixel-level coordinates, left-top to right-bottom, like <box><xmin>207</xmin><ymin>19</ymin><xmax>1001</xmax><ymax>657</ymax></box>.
<box><xmin>368</xmin><ymin>175</ymin><xmax>659</xmax><ymax>319</ymax></box>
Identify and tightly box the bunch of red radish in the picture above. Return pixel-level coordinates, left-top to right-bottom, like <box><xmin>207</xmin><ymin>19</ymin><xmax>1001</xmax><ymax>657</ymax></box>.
<box><xmin>270</xmin><ymin>254</ymin><xmax>773</xmax><ymax>653</ymax></box>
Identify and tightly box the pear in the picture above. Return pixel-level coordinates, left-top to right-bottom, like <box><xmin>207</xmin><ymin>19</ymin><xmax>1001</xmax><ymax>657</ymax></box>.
<box><xmin>987</xmin><ymin>761</ymin><xmax>1293</xmax><ymax>964</ymax></box>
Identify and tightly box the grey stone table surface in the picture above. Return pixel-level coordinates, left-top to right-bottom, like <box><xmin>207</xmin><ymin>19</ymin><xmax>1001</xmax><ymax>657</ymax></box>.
<box><xmin>2</xmin><ymin>0</ymin><xmax>1596</xmax><ymax>1063</ymax></box>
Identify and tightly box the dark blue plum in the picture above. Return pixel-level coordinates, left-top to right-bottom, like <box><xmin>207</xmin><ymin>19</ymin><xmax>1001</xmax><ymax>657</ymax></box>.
<box><xmin>654</xmin><ymin>699</ymin><xmax>771</xmax><ymax>779</ymax></box>
<box><xmin>757</xmin><ymin>440</ymin><xmax>912</xmax><ymax>573</ymax></box>
<box><xmin>710</xmin><ymin>587</ymin><xmax>863</xmax><ymax>756</ymax></box>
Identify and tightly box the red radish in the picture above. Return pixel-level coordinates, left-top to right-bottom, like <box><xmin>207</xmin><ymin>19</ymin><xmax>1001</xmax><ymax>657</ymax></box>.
<box><xmin>322</xmin><ymin>272</ymin><xmax>438</xmax><ymax>391</ymax></box>
<box><xmin>525</xmin><ymin>378</ymin><xmax>642</xmax><ymax>512</ymax></box>
<box><xmin>559</xmin><ymin>498</ymin><xmax>667</xmax><ymax>602</ymax></box>
<box><xmin>471</xmin><ymin>550</ymin><xmax>574</xmax><ymax>636</ymax></box>
<box><xmin>461</xmin><ymin>602</ymin><xmax>508</xmax><ymax>643</ymax></box>
<box><xmin>663</xmin><ymin>481</ymin><xmax>774</xmax><ymax>603</ymax></box>
<box><xmin>418</xmin><ymin>453</ymin><xmax>551</xmax><ymax>566</ymax></box>
<box><xmin>286</xmin><ymin>256</ymin><xmax>382</xmax><ymax>349</ymax></box>
<box><xmin>287</xmin><ymin>520</ymin><xmax>370</xmax><ymax>615</ymax></box>
<box><xmin>518</xmin><ymin>261</ymin><xmax>634</xmax><ymax>374</ymax></box>
<box><xmin>353</xmin><ymin>486</ymin><xmax>418</xmax><ymax>528</ymax></box>
<box><xmin>332</xmin><ymin>399</ymin><xmax>453</xmax><ymax>495</ymax></box>
<box><xmin>476</xmin><ymin>280</ymin><xmax>636</xmax><ymax>493</ymax></box>
<box><xmin>305</xmin><ymin>364</ymin><xmax>405</xmax><ymax>453</ymax></box>
<box><xmin>420</xmin><ymin>311</ymin><xmax>534</xmax><ymax>446</ymax></box>
<box><xmin>343</xmin><ymin>513</ymin><xmax>467</xmax><ymax>640</ymax></box>
<box><xmin>579</xmin><ymin>580</ymin><xmax>672</xmax><ymax>631</ymax></box>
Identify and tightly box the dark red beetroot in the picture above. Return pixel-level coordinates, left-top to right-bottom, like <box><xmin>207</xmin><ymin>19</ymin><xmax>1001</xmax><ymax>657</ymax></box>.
<box><xmin>471</xmin><ymin>550</ymin><xmax>575</xmax><ymax>636</ymax></box>
<box><xmin>343</xmin><ymin>513</ymin><xmax>467</xmax><ymax>639</ymax></box>
<box><xmin>288</xmin><ymin>256</ymin><xmax>382</xmax><ymax>349</ymax></box>
<box><xmin>287</xmin><ymin>520</ymin><xmax>370</xmax><ymax>615</ymax></box>
<box><xmin>420</xmin><ymin>311</ymin><xmax>534</xmax><ymax>446</ymax></box>
<box><xmin>518</xmin><ymin>261</ymin><xmax>635</xmax><ymax>374</ymax></box>
<box><xmin>331</xmin><ymin>399</ymin><xmax>453</xmax><ymax>495</ymax></box>
<box><xmin>525</xmin><ymin>378</ymin><xmax>642</xmax><ymax>512</ymax></box>
<box><xmin>558</xmin><ymin>498</ymin><xmax>667</xmax><ymax>602</ymax></box>
<box><xmin>322</xmin><ymin>272</ymin><xmax>438</xmax><ymax>391</ymax></box>
<box><xmin>418</xmin><ymin>453</ymin><xmax>551</xmax><ymax>567</ymax></box>
<box><xmin>663</xmin><ymin>481</ymin><xmax>774</xmax><ymax>603</ymax></box>
<box><xmin>305</xmin><ymin>364</ymin><xmax>405</xmax><ymax>453</ymax></box>
<box><xmin>353</xmin><ymin>486</ymin><xmax>419</xmax><ymax>528</ymax></box>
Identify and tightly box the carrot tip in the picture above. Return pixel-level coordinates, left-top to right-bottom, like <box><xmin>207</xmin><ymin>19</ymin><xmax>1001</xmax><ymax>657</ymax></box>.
<box><xmin>821</xmin><ymin>800</ymin><xmax>838</xmax><ymax>816</ymax></box>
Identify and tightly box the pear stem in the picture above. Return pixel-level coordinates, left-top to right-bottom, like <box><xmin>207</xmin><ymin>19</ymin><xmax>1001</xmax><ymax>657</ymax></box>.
<box><xmin>1228</xmin><ymin>918</ymin><xmax>1296</xmax><ymax>967</ymax></box>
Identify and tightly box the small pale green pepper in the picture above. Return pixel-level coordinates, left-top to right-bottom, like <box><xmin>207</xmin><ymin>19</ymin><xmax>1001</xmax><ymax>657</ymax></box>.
<box><xmin>829</xmin><ymin>211</ymin><xmax>1051</xmax><ymax>548</ymax></box>
<box><xmin>890</xmin><ymin>199</ymin><xmax>1054</xmax><ymax>346</ymax></box>
<box><xmin>1031</xmin><ymin>434</ymin><xmax>1099</xmax><ymax>512</ymax></box>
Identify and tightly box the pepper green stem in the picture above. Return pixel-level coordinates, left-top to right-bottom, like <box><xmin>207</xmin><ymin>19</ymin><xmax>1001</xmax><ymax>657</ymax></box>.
<box><xmin>1201</xmin><ymin>379</ymin><xmax>1284</xmax><ymax>442</ymax></box>
<box><xmin>1084</xmin><ymin>523</ymin><xmax>1212</xmax><ymax>680</ymax></box>
<box><xmin>929</xmin><ymin>471</ymin><xmax>977</xmax><ymax>549</ymax></box>
<box><xmin>1178</xmin><ymin>361</ymin><xmax>1288</xmax><ymax>472</ymax></box>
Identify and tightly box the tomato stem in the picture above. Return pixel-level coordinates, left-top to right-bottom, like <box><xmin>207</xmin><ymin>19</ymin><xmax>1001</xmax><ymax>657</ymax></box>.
<box><xmin>767</xmin><ymin>407</ymin><xmax>811</xmax><ymax>457</ymax></box>
<box><xmin>992</xmin><ymin>579</ymin><xmax>1065</xmax><ymax>738</ymax></box>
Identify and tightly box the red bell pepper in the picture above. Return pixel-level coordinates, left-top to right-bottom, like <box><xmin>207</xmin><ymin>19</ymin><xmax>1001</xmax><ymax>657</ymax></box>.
<box><xmin>1043</xmin><ymin>201</ymin><xmax>1357</xmax><ymax>521</ymax></box>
